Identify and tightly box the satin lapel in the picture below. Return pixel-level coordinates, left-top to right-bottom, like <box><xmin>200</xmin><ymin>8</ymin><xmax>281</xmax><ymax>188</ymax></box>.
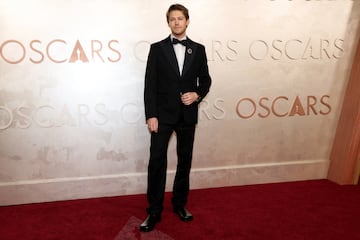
<box><xmin>182</xmin><ymin>39</ymin><xmax>197</xmax><ymax>77</ymax></box>
<box><xmin>161</xmin><ymin>37</ymin><xmax>180</xmax><ymax>77</ymax></box>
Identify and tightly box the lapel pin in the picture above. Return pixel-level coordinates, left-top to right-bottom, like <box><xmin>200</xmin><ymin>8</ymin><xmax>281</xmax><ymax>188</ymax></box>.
<box><xmin>187</xmin><ymin>48</ymin><xmax>192</xmax><ymax>54</ymax></box>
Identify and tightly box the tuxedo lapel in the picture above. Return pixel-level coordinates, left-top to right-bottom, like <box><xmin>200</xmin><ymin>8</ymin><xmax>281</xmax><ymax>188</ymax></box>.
<box><xmin>160</xmin><ymin>37</ymin><xmax>181</xmax><ymax>77</ymax></box>
<box><xmin>182</xmin><ymin>38</ymin><xmax>197</xmax><ymax>77</ymax></box>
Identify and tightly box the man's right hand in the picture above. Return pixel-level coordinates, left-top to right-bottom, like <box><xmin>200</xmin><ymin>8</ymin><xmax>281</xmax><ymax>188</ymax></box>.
<box><xmin>146</xmin><ymin>117</ymin><xmax>158</xmax><ymax>133</ymax></box>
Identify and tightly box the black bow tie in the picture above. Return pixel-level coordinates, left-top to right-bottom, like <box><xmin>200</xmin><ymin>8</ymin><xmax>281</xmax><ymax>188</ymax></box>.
<box><xmin>172</xmin><ymin>38</ymin><xmax>187</xmax><ymax>46</ymax></box>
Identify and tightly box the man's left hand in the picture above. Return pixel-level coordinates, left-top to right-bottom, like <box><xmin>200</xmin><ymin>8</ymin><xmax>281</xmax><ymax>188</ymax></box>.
<box><xmin>181</xmin><ymin>92</ymin><xmax>199</xmax><ymax>105</ymax></box>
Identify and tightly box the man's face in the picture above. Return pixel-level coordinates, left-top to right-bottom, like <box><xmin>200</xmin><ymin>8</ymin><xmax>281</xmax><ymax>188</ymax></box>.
<box><xmin>168</xmin><ymin>10</ymin><xmax>189</xmax><ymax>38</ymax></box>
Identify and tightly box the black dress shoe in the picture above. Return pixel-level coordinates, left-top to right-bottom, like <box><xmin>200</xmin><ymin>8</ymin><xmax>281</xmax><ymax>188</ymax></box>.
<box><xmin>173</xmin><ymin>207</ymin><xmax>193</xmax><ymax>222</ymax></box>
<box><xmin>139</xmin><ymin>214</ymin><xmax>161</xmax><ymax>232</ymax></box>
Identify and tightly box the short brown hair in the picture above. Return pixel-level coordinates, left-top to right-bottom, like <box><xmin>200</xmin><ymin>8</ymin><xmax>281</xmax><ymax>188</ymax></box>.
<box><xmin>166</xmin><ymin>4</ymin><xmax>189</xmax><ymax>23</ymax></box>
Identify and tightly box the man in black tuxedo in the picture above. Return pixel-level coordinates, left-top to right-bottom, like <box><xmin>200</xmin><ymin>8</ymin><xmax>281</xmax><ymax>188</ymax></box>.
<box><xmin>140</xmin><ymin>4</ymin><xmax>211</xmax><ymax>232</ymax></box>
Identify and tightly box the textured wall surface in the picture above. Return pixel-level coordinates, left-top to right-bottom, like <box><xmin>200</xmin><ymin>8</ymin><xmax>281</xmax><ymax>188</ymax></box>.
<box><xmin>0</xmin><ymin>0</ymin><xmax>358</xmax><ymax>205</ymax></box>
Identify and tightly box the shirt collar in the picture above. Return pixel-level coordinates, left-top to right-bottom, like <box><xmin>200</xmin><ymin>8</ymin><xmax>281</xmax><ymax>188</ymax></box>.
<box><xmin>171</xmin><ymin>34</ymin><xmax>187</xmax><ymax>41</ymax></box>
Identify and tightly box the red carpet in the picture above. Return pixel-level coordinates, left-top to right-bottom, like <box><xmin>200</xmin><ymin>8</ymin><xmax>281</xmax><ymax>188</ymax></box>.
<box><xmin>0</xmin><ymin>179</ymin><xmax>359</xmax><ymax>240</ymax></box>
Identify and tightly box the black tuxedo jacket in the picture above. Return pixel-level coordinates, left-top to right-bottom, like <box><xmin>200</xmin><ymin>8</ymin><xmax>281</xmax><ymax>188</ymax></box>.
<box><xmin>144</xmin><ymin>36</ymin><xmax>211</xmax><ymax>124</ymax></box>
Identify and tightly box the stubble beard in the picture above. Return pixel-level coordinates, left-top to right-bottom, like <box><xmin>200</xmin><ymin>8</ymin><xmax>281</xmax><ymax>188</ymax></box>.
<box><xmin>171</xmin><ymin>24</ymin><xmax>187</xmax><ymax>38</ymax></box>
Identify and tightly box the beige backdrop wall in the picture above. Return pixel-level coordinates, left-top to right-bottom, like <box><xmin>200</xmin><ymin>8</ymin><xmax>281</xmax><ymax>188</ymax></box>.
<box><xmin>0</xmin><ymin>0</ymin><xmax>359</xmax><ymax>205</ymax></box>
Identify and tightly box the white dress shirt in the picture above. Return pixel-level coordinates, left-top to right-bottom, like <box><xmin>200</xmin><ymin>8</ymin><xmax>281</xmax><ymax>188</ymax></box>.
<box><xmin>171</xmin><ymin>35</ymin><xmax>186</xmax><ymax>75</ymax></box>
